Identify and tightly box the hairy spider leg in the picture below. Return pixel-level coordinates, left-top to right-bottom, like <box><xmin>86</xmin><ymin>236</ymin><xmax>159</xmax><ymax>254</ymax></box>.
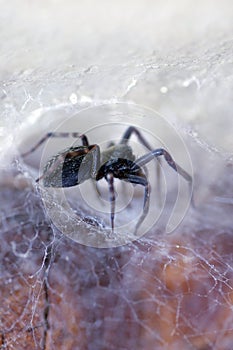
<box><xmin>120</xmin><ymin>126</ymin><xmax>162</xmax><ymax>204</ymax></box>
<box><xmin>97</xmin><ymin>139</ymin><xmax>131</xmax><ymax>203</ymax></box>
<box><xmin>120</xmin><ymin>126</ymin><xmax>154</xmax><ymax>150</ymax></box>
<box><xmin>105</xmin><ymin>173</ymin><xmax>149</xmax><ymax>235</ymax></box>
<box><xmin>106</xmin><ymin>173</ymin><xmax>116</xmax><ymax>234</ymax></box>
<box><xmin>21</xmin><ymin>132</ymin><xmax>89</xmax><ymax>158</ymax></box>
<box><xmin>136</xmin><ymin>148</ymin><xmax>194</xmax><ymax>206</ymax></box>
<box><xmin>125</xmin><ymin>175</ymin><xmax>150</xmax><ymax>234</ymax></box>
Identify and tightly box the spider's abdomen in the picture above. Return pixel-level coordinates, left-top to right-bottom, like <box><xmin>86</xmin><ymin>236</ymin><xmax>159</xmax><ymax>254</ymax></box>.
<box><xmin>96</xmin><ymin>158</ymin><xmax>145</xmax><ymax>182</ymax></box>
<box><xmin>42</xmin><ymin>146</ymin><xmax>94</xmax><ymax>188</ymax></box>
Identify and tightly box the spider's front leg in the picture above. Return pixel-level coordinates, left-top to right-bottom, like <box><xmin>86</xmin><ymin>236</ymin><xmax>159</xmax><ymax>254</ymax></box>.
<box><xmin>126</xmin><ymin>175</ymin><xmax>150</xmax><ymax>234</ymax></box>
<box><xmin>136</xmin><ymin>148</ymin><xmax>194</xmax><ymax>205</ymax></box>
<box><xmin>120</xmin><ymin>126</ymin><xmax>161</xmax><ymax>202</ymax></box>
<box><xmin>106</xmin><ymin>173</ymin><xmax>116</xmax><ymax>235</ymax></box>
<box><xmin>104</xmin><ymin>171</ymin><xmax>149</xmax><ymax>235</ymax></box>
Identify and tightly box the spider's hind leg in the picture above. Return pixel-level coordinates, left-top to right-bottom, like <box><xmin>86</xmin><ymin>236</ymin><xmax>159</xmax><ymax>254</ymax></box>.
<box><xmin>21</xmin><ymin>132</ymin><xmax>90</xmax><ymax>158</ymax></box>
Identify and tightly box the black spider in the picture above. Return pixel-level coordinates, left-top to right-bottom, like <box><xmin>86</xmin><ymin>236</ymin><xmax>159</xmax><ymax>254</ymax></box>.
<box><xmin>22</xmin><ymin>126</ymin><xmax>192</xmax><ymax>233</ymax></box>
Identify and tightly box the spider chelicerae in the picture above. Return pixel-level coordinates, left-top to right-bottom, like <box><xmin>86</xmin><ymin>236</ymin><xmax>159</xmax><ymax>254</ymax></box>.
<box><xmin>22</xmin><ymin>126</ymin><xmax>192</xmax><ymax>234</ymax></box>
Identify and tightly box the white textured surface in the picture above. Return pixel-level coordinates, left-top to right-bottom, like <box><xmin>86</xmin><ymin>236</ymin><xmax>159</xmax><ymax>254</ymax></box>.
<box><xmin>0</xmin><ymin>1</ymin><xmax>233</xmax><ymax>349</ymax></box>
<box><xmin>0</xmin><ymin>0</ymin><xmax>232</xmax><ymax>157</ymax></box>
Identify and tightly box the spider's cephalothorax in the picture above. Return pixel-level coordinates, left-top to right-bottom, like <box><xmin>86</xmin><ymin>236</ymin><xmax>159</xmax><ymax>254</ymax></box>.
<box><xmin>22</xmin><ymin>126</ymin><xmax>193</xmax><ymax>234</ymax></box>
<box><xmin>100</xmin><ymin>143</ymin><xmax>135</xmax><ymax>164</ymax></box>
<box><xmin>96</xmin><ymin>158</ymin><xmax>145</xmax><ymax>183</ymax></box>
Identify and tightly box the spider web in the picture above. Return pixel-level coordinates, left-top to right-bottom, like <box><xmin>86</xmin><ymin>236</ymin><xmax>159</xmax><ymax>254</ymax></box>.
<box><xmin>0</xmin><ymin>162</ymin><xmax>233</xmax><ymax>349</ymax></box>
<box><xmin>1</xmin><ymin>1</ymin><xmax>233</xmax><ymax>349</ymax></box>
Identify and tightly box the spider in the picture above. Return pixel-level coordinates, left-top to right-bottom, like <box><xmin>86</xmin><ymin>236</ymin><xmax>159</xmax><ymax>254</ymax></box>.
<box><xmin>22</xmin><ymin>126</ymin><xmax>192</xmax><ymax>234</ymax></box>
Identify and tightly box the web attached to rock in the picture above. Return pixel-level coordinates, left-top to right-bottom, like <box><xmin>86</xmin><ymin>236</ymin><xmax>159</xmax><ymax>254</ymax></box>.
<box><xmin>0</xmin><ymin>38</ymin><xmax>233</xmax><ymax>350</ymax></box>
